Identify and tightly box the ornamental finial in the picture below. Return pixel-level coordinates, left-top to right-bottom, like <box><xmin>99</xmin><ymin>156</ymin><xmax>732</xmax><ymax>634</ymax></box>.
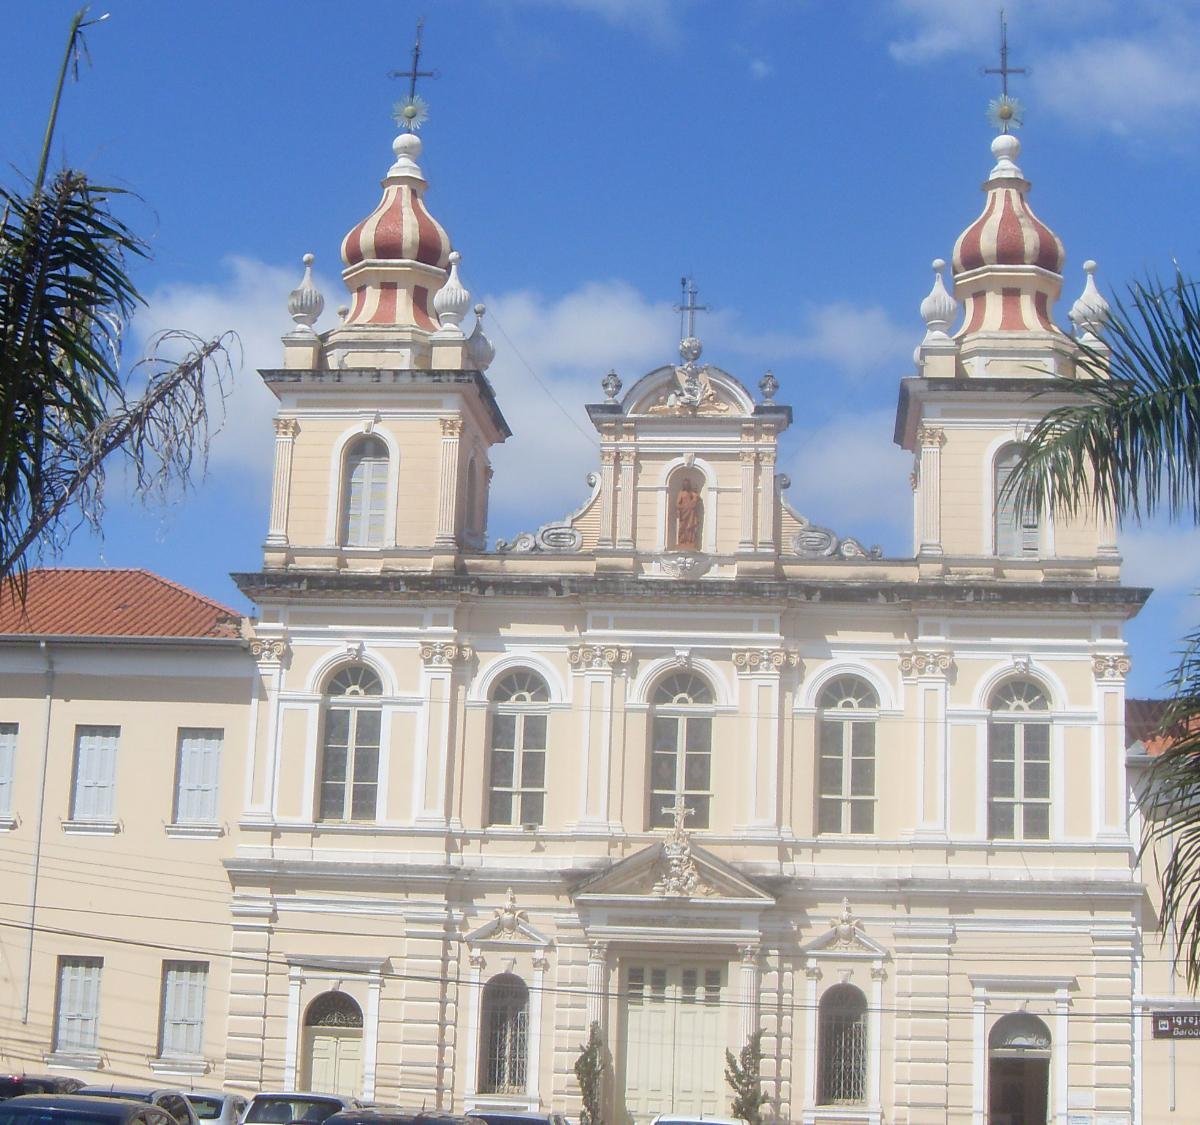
<box><xmin>1070</xmin><ymin>260</ymin><xmax>1111</xmax><ymax>342</ymax></box>
<box><xmin>287</xmin><ymin>252</ymin><xmax>324</xmax><ymax>332</ymax></box>
<box><xmin>434</xmin><ymin>250</ymin><xmax>471</xmax><ymax>332</ymax></box>
<box><xmin>467</xmin><ymin>303</ymin><xmax>496</xmax><ymax>371</ymax></box>
<box><xmin>920</xmin><ymin>258</ymin><xmax>957</xmax><ymax>340</ymax></box>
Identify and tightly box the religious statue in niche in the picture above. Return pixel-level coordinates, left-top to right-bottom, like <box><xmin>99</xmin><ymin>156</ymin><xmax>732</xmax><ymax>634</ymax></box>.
<box><xmin>674</xmin><ymin>478</ymin><xmax>703</xmax><ymax>550</ymax></box>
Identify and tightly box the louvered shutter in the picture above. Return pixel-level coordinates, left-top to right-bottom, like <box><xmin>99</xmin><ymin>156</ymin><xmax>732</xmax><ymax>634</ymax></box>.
<box><xmin>56</xmin><ymin>958</ymin><xmax>101</xmax><ymax>1052</ymax></box>
<box><xmin>995</xmin><ymin>447</ymin><xmax>1039</xmax><ymax>556</ymax></box>
<box><xmin>0</xmin><ymin>723</ymin><xmax>16</xmax><ymax>816</ymax></box>
<box><xmin>71</xmin><ymin>727</ymin><xmax>118</xmax><ymax>820</ymax></box>
<box><xmin>176</xmin><ymin>729</ymin><xmax>222</xmax><ymax>822</ymax></box>
<box><xmin>161</xmin><ymin>962</ymin><xmax>207</xmax><ymax>1057</ymax></box>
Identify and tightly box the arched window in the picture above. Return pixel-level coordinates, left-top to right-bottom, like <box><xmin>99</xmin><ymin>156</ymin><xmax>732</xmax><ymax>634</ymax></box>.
<box><xmin>487</xmin><ymin>670</ymin><xmax>549</xmax><ymax>828</ymax></box>
<box><xmin>994</xmin><ymin>444</ymin><xmax>1040</xmax><ymax>557</ymax></box>
<box><xmin>318</xmin><ymin>664</ymin><xmax>382</xmax><ymax>822</ymax></box>
<box><xmin>304</xmin><ymin>991</ymin><xmax>363</xmax><ymax>1029</ymax></box>
<box><xmin>989</xmin><ymin>1013</ymin><xmax>1050</xmax><ymax>1125</ymax></box>
<box><xmin>340</xmin><ymin>436</ymin><xmax>389</xmax><ymax>547</ymax></box>
<box><xmin>988</xmin><ymin>679</ymin><xmax>1051</xmax><ymax>840</ymax></box>
<box><xmin>479</xmin><ymin>974</ymin><xmax>528</xmax><ymax>1095</ymax></box>
<box><xmin>817</xmin><ymin>675</ymin><xmax>878</xmax><ymax>835</ymax></box>
<box><xmin>649</xmin><ymin>672</ymin><xmax>714</xmax><ymax>829</ymax></box>
<box><xmin>818</xmin><ymin>984</ymin><xmax>868</xmax><ymax>1105</ymax></box>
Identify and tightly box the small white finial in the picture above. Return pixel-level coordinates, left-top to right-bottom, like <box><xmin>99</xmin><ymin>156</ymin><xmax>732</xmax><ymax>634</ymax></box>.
<box><xmin>388</xmin><ymin>132</ymin><xmax>425</xmax><ymax>180</ymax></box>
<box><xmin>919</xmin><ymin>258</ymin><xmax>958</xmax><ymax>341</ymax></box>
<box><xmin>467</xmin><ymin>303</ymin><xmax>495</xmax><ymax>371</ymax></box>
<box><xmin>287</xmin><ymin>252</ymin><xmax>324</xmax><ymax>332</ymax></box>
<box><xmin>1070</xmin><ymin>259</ymin><xmax>1110</xmax><ymax>341</ymax></box>
<box><xmin>988</xmin><ymin>133</ymin><xmax>1024</xmax><ymax>181</ymax></box>
<box><xmin>434</xmin><ymin>250</ymin><xmax>470</xmax><ymax>332</ymax></box>
<box><xmin>337</xmin><ymin>304</ymin><xmax>349</xmax><ymax>323</ymax></box>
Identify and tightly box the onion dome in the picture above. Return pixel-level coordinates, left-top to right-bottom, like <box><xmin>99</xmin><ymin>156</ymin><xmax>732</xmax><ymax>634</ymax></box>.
<box><xmin>952</xmin><ymin>135</ymin><xmax>1064</xmax><ymax>274</ymax></box>
<box><xmin>341</xmin><ymin>134</ymin><xmax>450</xmax><ymax>269</ymax></box>
<box><xmin>919</xmin><ymin>259</ymin><xmax>957</xmax><ymax>340</ymax></box>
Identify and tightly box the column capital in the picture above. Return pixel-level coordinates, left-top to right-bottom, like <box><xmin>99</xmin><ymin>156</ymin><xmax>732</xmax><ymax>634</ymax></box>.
<box><xmin>273</xmin><ymin>416</ymin><xmax>300</xmax><ymax>439</ymax></box>
<box><xmin>532</xmin><ymin>952</ymin><xmax>551</xmax><ymax>972</ymax></box>
<box><xmin>732</xmin><ymin>648</ymin><xmax>801</xmax><ymax>676</ymax></box>
<box><xmin>420</xmin><ymin>641</ymin><xmax>474</xmax><ymax>667</ymax></box>
<box><xmin>739</xmin><ymin>943</ymin><xmax>762</xmax><ymax>966</ymax></box>
<box><xmin>468</xmin><ymin>950</ymin><xmax>486</xmax><ymax>970</ymax></box>
<box><xmin>1092</xmin><ymin>653</ymin><xmax>1131</xmax><ymax>681</ymax></box>
<box><xmin>569</xmin><ymin>644</ymin><xmax>632</xmax><ymax>673</ymax></box>
<box><xmin>917</xmin><ymin>423</ymin><xmax>946</xmax><ymax>448</ymax></box>
<box><xmin>898</xmin><ymin>648</ymin><xmax>953</xmax><ymax>679</ymax></box>
<box><xmin>440</xmin><ymin>416</ymin><xmax>464</xmax><ymax>437</ymax></box>
<box><xmin>250</xmin><ymin>635</ymin><xmax>289</xmax><ymax>666</ymax></box>
<box><xmin>587</xmin><ymin>939</ymin><xmax>609</xmax><ymax>962</ymax></box>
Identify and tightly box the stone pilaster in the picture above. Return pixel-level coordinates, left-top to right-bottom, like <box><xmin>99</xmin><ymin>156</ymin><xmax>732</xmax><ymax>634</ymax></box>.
<box><xmin>435</xmin><ymin>417</ymin><xmax>463</xmax><ymax>548</ymax></box>
<box><xmin>899</xmin><ymin>647</ymin><xmax>954</xmax><ymax>838</ymax></box>
<box><xmin>756</xmin><ymin>450</ymin><xmax>776</xmax><ymax>550</ymax></box>
<box><xmin>568</xmin><ymin>646</ymin><xmax>631</xmax><ymax>830</ymax></box>
<box><xmin>917</xmin><ymin>424</ymin><xmax>945</xmax><ymax>555</ymax></box>
<box><xmin>739</xmin><ymin>450</ymin><xmax>757</xmax><ymax>551</ymax></box>
<box><xmin>266</xmin><ymin>417</ymin><xmax>300</xmax><ymax>546</ymax></box>
<box><xmin>598</xmin><ymin>449</ymin><xmax>617</xmax><ymax>548</ymax></box>
<box><xmin>616</xmin><ymin>449</ymin><xmax>635</xmax><ymax>549</ymax></box>
<box><xmin>415</xmin><ymin>642</ymin><xmax>473</xmax><ymax>825</ymax></box>
<box><xmin>732</xmin><ymin>649</ymin><xmax>800</xmax><ymax>832</ymax></box>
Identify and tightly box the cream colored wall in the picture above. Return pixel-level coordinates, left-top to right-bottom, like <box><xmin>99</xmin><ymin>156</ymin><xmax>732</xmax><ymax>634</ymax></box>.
<box><xmin>0</xmin><ymin>642</ymin><xmax>250</xmax><ymax>1085</ymax></box>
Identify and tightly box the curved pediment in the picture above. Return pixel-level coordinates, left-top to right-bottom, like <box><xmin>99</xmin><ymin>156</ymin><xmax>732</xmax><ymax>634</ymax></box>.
<box><xmin>623</xmin><ymin>363</ymin><xmax>755</xmax><ymax>418</ymax></box>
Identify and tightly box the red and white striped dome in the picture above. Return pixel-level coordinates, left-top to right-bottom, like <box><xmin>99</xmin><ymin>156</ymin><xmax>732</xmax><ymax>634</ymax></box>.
<box><xmin>341</xmin><ymin>134</ymin><xmax>451</xmax><ymax>269</ymax></box>
<box><xmin>952</xmin><ymin>135</ymin><xmax>1064</xmax><ymax>275</ymax></box>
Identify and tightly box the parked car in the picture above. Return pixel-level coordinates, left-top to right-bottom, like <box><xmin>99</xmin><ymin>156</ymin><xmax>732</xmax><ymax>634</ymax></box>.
<box><xmin>180</xmin><ymin>1093</ymin><xmax>247</xmax><ymax>1125</ymax></box>
<box><xmin>0</xmin><ymin>1094</ymin><xmax>177</xmax><ymax>1125</ymax></box>
<box><xmin>327</xmin><ymin>1112</ymin><xmax>475</xmax><ymax>1125</ymax></box>
<box><xmin>467</xmin><ymin>1113</ymin><xmax>570</xmax><ymax>1125</ymax></box>
<box><xmin>242</xmin><ymin>1095</ymin><xmax>360</xmax><ymax>1125</ymax></box>
<box><xmin>649</xmin><ymin>1117</ymin><xmax>748</xmax><ymax>1125</ymax></box>
<box><xmin>0</xmin><ymin>1080</ymin><xmax>84</xmax><ymax>1102</ymax></box>
<box><xmin>77</xmin><ymin>1088</ymin><xmax>199</xmax><ymax>1125</ymax></box>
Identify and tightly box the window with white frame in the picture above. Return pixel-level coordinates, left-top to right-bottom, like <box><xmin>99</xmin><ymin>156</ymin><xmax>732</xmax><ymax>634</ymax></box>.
<box><xmin>174</xmin><ymin>729</ymin><xmax>223</xmax><ymax>823</ymax></box>
<box><xmin>159</xmin><ymin>961</ymin><xmax>208</xmax><ymax>1058</ymax></box>
<box><xmin>994</xmin><ymin>444</ymin><xmax>1040</xmax><ymax>557</ymax></box>
<box><xmin>0</xmin><ymin>723</ymin><xmax>16</xmax><ymax>816</ymax></box>
<box><xmin>340</xmin><ymin>435</ymin><xmax>389</xmax><ymax>547</ymax></box>
<box><xmin>318</xmin><ymin>664</ymin><xmax>382</xmax><ymax>822</ymax></box>
<box><xmin>649</xmin><ymin>672</ymin><xmax>715</xmax><ymax>829</ymax></box>
<box><xmin>988</xmin><ymin>680</ymin><xmax>1051</xmax><ymax>840</ymax></box>
<box><xmin>53</xmin><ymin>956</ymin><xmax>102</xmax><ymax>1055</ymax></box>
<box><xmin>70</xmin><ymin>726</ymin><xmax>119</xmax><ymax>821</ymax></box>
<box><xmin>487</xmin><ymin>670</ymin><xmax>549</xmax><ymax>827</ymax></box>
<box><xmin>817</xmin><ymin>675</ymin><xmax>878</xmax><ymax>835</ymax></box>
<box><xmin>818</xmin><ymin>983</ymin><xmax>868</xmax><ymax>1105</ymax></box>
<box><xmin>478</xmin><ymin>973</ymin><xmax>528</xmax><ymax>1094</ymax></box>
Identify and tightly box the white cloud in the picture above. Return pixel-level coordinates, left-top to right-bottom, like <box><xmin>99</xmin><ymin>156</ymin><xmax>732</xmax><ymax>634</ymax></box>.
<box><xmin>786</xmin><ymin>410</ymin><xmax>912</xmax><ymax>546</ymax></box>
<box><xmin>749</xmin><ymin>58</ymin><xmax>773</xmax><ymax>80</ymax></box>
<box><xmin>135</xmin><ymin>256</ymin><xmax>338</xmax><ymax>475</ymax></box>
<box><xmin>514</xmin><ymin>0</ymin><xmax>686</xmax><ymax>41</ymax></box>
<box><xmin>1120</xmin><ymin>526</ymin><xmax>1200</xmax><ymax>593</ymax></box>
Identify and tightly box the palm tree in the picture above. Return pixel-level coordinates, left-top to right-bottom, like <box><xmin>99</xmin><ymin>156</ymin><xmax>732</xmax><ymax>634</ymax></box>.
<box><xmin>0</xmin><ymin>7</ymin><xmax>233</xmax><ymax>586</ymax></box>
<box><xmin>1008</xmin><ymin>267</ymin><xmax>1200</xmax><ymax>984</ymax></box>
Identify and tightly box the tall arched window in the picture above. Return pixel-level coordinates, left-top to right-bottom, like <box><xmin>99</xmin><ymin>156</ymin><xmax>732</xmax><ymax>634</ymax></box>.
<box><xmin>818</xmin><ymin>984</ymin><xmax>868</xmax><ymax>1105</ymax></box>
<box><xmin>989</xmin><ymin>1013</ymin><xmax>1051</xmax><ymax>1125</ymax></box>
<box><xmin>487</xmin><ymin>670</ymin><xmax>549</xmax><ymax>828</ymax></box>
<box><xmin>817</xmin><ymin>675</ymin><xmax>878</xmax><ymax>835</ymax></box>
<box><xmin>318</xmin><ymin>664</ymin><xmax>382</xmax><ymax>822</ymax></box>
<box><xmin>988</xmin><ymin>679</ymin><xmax>1051</xmax><ymax>840</ymax></box>
<box><xmin>479</xmin><ymin>974</ymin><xmax>528</xmax><ymax>1095</ymax></box>
<box><xmin>994</xmin><ymin>444</ymin><xmax>1040</xmax><ymax>557</ymax></box>
<box><xmin>650</xmin><ymin>672</ymin><xmax>714</xmax><ymax>829</ymax></box>
<box><xmin>341</xmin><ymin>436</ymin><xmax>389</xmax><ymax>547</ymax></box>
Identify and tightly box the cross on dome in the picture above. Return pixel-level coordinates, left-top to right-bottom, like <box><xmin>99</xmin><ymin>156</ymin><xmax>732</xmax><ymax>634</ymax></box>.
<box><xmin>983</xmin><ymin>10</ymin><xmax>1026</xmax><ymax>134</ymax></box>
<box><xmin>674</xmin><ymin>277</ymin><xmax>708</xmax><ymax>364</ymax></box>
<box><xmin>390</xmin><ymin>17</ymin><xmax>439</xmax><ymax>131</ymax></box>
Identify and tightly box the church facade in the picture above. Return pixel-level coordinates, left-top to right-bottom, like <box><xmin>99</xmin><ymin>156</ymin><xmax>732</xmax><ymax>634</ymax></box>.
<box><xmin>0</xmin><ymin>102</ymin><xmax>1191</xmax><ymax>1125</ymax></box>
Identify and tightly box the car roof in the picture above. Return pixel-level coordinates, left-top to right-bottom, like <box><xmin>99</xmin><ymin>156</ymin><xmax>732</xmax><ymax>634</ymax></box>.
<box><xmin>79</xmin><ymin>1089</ymin><xmax>184</xmax><ymax>1098</ymax></box>
<box><xmin>251</xmin><ymin>1095</ymin><xmax>348</xmax><ymax>1102</ymax></box>
<box><xmin>652</xmin><ymin>1118</ymin><xmax>747</xmax><ymax>1125</ymax></box>
<box><xmin>6</xmin><ymin>1095</ymin><xmax>152</xmax><ymax>1111</ymax></box>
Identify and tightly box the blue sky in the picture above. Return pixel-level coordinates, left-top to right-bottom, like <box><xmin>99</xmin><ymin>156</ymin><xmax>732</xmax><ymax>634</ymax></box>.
<box><xmin>4</xmin><ymin>0</ymin><xmax>1200</xmax><ymax>698</ymax></box>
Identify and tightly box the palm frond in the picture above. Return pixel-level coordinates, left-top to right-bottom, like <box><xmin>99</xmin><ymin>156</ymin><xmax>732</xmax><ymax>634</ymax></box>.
<box><xmin>1008</xmin><ymin>268</ymin><xmax>1200</xmax><ymax>525</ymax></box>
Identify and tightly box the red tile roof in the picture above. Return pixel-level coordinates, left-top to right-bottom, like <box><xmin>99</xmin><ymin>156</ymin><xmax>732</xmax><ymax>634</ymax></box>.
<box><xmin>0</xmin><ymin>569</ymin><xmax>242</xmax><ymax>640</ymax></box>
<box><xmin>1126</xmin><ymin>697</ymin><xmax>1199</xmax><ymax>757</ymax></box>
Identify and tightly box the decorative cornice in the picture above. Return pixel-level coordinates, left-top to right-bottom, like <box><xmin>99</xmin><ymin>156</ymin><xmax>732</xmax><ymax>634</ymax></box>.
<box><xmin>420</xmin><ymin>641</ymin><xmax>474</xmax><ymax>667</ymax></box>
<box><xmin>898</xmin><ymin>649</ymin><xmax>954</xmax><ymax>678</ymax></box>
<box><xmin>732</xmin><ymin>648</ymin><xmax>802</xmax><ymax>675</ymax></box>
<box><xmin>569</xmin><ymin>644</ymin><xmax>633</xmax><ymax>672</ymax></box>
<box><xmin>1093</xmin><ymin>654</ymin><xmax>1132</xmax><ymax>681</ymax></box>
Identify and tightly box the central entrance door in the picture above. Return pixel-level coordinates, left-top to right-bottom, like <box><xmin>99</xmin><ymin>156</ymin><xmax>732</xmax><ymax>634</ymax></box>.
<box><xmin>302</xmin><ymin>991</ymin><xmax>364</xmax><ymax>1097</ymax></box>
<box><xmin>987</xmin><ymin>1012</ymin><xmax>1051</xmax><ymax>1125</ymax></box>
<box><xmin>619</xmin><ymin>962</ymin><xmax>728</xmax><ymax>1124</ymax></box>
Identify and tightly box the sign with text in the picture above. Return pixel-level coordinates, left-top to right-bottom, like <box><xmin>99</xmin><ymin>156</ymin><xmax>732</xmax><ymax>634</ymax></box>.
<box><xmin>1153</xmin><ymin>1010</ymin><xmax>1200</xmax><ymax>1038</ymax></box>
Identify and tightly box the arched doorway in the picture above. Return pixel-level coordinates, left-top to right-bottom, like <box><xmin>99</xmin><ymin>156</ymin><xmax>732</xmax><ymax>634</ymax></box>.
<box><xmin>988</xmin><ymin>1012</ymin><xmax>1050</xmax><ymax>1125</ymax></box>
<box><xmin>302</xmin><ymin>991</ymin><xmax>363</xmax><ymax>1097</ymax></box>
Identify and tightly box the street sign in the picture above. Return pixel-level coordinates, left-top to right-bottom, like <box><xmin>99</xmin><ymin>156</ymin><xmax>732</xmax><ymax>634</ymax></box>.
<box><xmin>1152</xmin><ymin>1011</ymin><xmax>1200</xmax><ymax>1039</ymax></box>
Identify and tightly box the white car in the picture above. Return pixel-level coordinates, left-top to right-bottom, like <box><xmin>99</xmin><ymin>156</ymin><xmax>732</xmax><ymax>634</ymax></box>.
<box><xmin>241</xmin><ymin>1094</ymin><xmax>361</xmax><ymax>1125</ymax></box>
<box><xmin>649</xmin><ymin>1117</ymin><xmax>748</xmax><ymax>1125</ymax></box>
<box><xmin>183</xmin><ymin>1091</ymin><xmax>249</xmax><ymax>1125</ymax></box>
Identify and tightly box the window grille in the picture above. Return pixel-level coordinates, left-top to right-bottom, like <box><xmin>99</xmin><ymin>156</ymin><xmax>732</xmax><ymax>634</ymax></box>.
<box><xmin>479</xmin><ymin>975</ymin><xmax>529</xmax><ymax>1095</ymax></box>
<box><xmin>0</xmin><ymin>723</ymin><xmax>15</xmax><ymax>816</ymax></box>
<box><xmin>649</xmin><ymin>672</ymin><xmax>714</xmax><ymax>829</ymax></box>
<box><xmin>818</xmin><ymin>984</ymin><xmax>868</xmax><ymax>1105</ymax></box>
<box><xmin>994</xmin><ymin>445</ymin><xmax>1040</xmax><ymax>557</ymax></box>
<box><xmin>988</xmin><ymin>680</ymin><xmax>1051</xmax><ymax>840</ymax></box>
<box><xmin>304</xmin><ymin>991</ymin><xmax>363</xmax><ymax>1028</ymax></box>
<box><xmin>341</xmin><ymin>436</ymin><xmax>389</xmax><ymax>547</ymax></box>
<box><xmin>487</xmin><ymin>671</ymin><xmax>550</xmax><ymax>827</ymax></box>
<box><xmin>174</xmin><ymin>729</ymin><xmax>223</xmax><ymax>823</ymax></box>
<box><xmin>159</xmin><ymin>961</ymin><xmax>208</xmax><ymax>1057</ymax></box>
<box><xmin>817</xmin><ymin>676</ymin><xmax>878</xmax><ymax>835</ymax></box>
<box><xmin>54</xmin><ymin>957</ymin><xmax>102</xmax><ymax>1053</ymax></box>
<box><xmin>318</xmin><ymin>665</ymin><xmax>382</xmax><ymax>822</ymax></box>
<box><xmin>70</xmin><ymin>726</ymin><xmax>119</xmax><ymax>821</ymax></box>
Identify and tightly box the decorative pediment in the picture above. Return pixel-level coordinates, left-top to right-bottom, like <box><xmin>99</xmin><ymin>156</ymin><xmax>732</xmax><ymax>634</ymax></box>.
<box><xmin>623</xmin><ymin>361</ymin><xmax>755</xmax><ymax>419</ymax></box>
<box><xmin>573</xmin><ymin>805</ymin><xmax>774</xmax><ymax>905</ymax></box>
<box><xmin>801</xmin><ymin>899</ymin><xmax>889</xmax><ymax>959</ymax></box>
<box><xmin>464</xmin><ymin>888</ymin><xmax>551</xmax><ymax>949</ymax></box>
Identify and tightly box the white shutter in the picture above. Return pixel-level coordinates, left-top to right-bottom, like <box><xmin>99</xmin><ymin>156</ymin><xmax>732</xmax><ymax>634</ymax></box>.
<box><xmin>994</xmin><ymin>447</ymin><xmax>1039</xmax><ymax>557</ymax></box>
<box><xmin>0</xmin><ymin>723</ymin><xmax>16</xmax><ymax>816</ymax></box>
<box><xmin>161</xmin><ymin>962</ymin><xmax>207</xmax><ymax>1057</ymax></box>
<box><xmin>71</xmin><ymin>726</ymin><xmax>118</xmax><ymax>821</ymax></box>
<box><xmin>56</xmin><ymin>958</ymin><xmax>102</xmax><ymax>1052</ymax></box>
<box><xmin>175</xmin><ymin>729</ymin><xmax>222</xmax><ymax>823</ymax></box>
